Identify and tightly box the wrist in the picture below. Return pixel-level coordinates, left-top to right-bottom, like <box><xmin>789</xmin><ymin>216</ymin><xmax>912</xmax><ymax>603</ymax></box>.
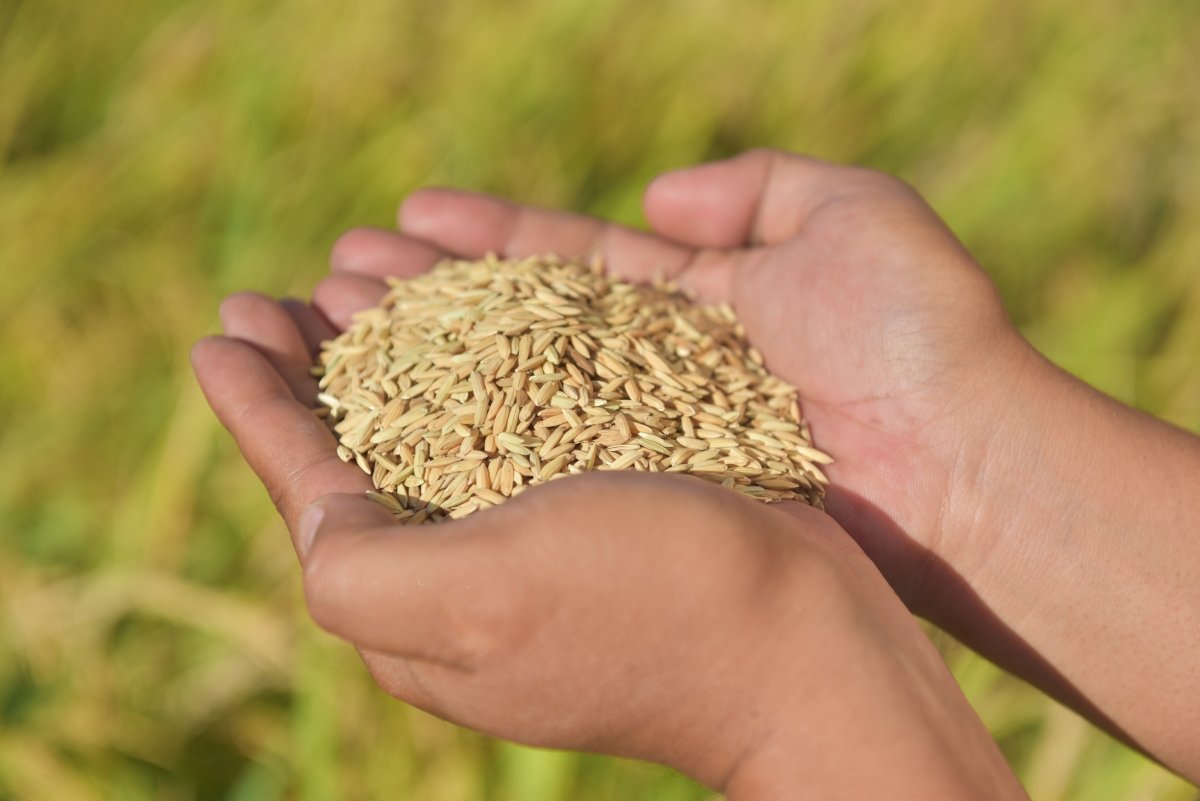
<box><xmin>719</xmin><ymin>614</ymin><xmax>1027</xmax><ymax>801</ymax></box>
<box><xmin>909</xmin><ymin>336</ymin><xmax>1073</xmax><ymax>620</ymax></box>
<box><xmin>920</xmin><ymin>341</ymin><xmax>1145</xmax><ymax>621</ymax></box>
<box><xmin>709</xmin><ymin>515</ymin><xmax>1026</xmax><ymax>800</ymax></box>
<box><xmin>914</xmin><ymin>340</ymin><xmax>1200</xmax><ymax>777</ymax></box>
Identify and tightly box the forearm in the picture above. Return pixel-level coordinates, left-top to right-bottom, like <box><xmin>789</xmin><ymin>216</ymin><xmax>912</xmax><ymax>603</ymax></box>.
<box><xmin>931</xmin><ymin>346</ymin><xmax>1200</xmax><ymax>778</ymax></box>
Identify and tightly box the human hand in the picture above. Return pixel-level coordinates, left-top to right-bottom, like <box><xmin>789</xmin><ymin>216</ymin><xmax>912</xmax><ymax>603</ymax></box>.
<box><xmin>191</xmin><ymin>297</ymin><xmax>1026</xmax><ymax>798</ymax></box>
<box><xmin>318</xmin><ymin>149</ymin><xmax>1028</xmax><ymax>612</ymax></box>
<box><xmin>317</xmin><ymin>150</ymin><xmax>1200</xmax><ymax>779</ymax></box>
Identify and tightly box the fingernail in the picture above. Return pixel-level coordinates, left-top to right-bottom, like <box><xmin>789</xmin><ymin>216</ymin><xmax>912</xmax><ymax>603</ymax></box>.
<box><xmin>298</xmin><ymin>504</ymin><xmax>326</xmax><ymax>558</ymax></box>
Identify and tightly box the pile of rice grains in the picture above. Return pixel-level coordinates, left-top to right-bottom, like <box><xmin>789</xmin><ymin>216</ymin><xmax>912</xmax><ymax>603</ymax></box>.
<box><xmin>314</xmin><ymin>255</ymin><xmax>831</xmax><ymax>524</ymax></box>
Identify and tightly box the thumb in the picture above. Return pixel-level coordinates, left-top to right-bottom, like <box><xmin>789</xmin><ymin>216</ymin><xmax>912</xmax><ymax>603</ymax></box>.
<box><xmin>643</xmin><ymin>149</ymin><xmax>842</xmax><ymax>249</ymax></box>
<box><xmin>298</xmin><ymin>493</ymin><xmax>530</xmax><ymax>667</ymax></box>
<box><xmin>295</xmin><ymin>492</ymin><xmax>397</xmax><ymax>560</ymax></box>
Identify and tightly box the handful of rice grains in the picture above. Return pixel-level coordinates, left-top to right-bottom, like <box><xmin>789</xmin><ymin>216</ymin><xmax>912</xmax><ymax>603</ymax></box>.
<box><xmin>314</xmin><ymin>254</ymin><xmax>832</xmax><ymax>524</ymax></box>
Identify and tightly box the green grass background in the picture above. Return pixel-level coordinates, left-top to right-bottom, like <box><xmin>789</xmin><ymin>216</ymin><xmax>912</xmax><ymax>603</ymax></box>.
<box><xmin>1</xmin><ymin>0</ymin><xmax>1198</xmax><ymax>798</ymax></box>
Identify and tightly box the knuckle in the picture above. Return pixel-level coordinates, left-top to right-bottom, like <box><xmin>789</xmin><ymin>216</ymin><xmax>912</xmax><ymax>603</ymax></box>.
<box><xmin>445</xmin><ymin>576</ymin><xmax>534</xmax><ymax>665</ymax></box>
<box><xmin>267</xmin><ymin>482</ymin><xmax>290</xmax><ymax>522</ymax></box>
<box><xmin>274</xmin><ymin>448</ymin><xmax>339</xmax><ymax>520</ymax></box>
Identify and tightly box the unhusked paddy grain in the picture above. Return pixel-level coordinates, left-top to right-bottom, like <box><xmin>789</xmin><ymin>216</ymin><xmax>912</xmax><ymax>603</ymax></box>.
<box><xmin>313</xmin><ymin>254</ymin><xmax>831</xmax><ymax>523</ymax></box>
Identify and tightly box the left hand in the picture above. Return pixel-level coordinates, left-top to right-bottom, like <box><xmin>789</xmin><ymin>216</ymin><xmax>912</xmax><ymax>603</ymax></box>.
<box><xmin>192</xmin><ymin>295</ymin><xmax>1026</xmax><ymax>799</ymax></box>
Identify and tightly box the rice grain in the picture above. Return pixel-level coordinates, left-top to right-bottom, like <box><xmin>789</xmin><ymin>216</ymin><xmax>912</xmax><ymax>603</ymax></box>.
<box><xmin>314</xmin><ymin>254</ymin><xmax>831</xmax><ymax>523</ymax></box>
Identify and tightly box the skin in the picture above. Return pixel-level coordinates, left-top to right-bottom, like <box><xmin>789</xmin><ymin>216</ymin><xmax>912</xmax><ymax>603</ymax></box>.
<box><xmin>194</xmin><ymin>148</ymin><xmax>1200</xmax><ymax>791</ymax></box>
<box><xmin>193</xmin><ymin>308</ymin><xmax>1026</xmax><ymax>799</ymax></box>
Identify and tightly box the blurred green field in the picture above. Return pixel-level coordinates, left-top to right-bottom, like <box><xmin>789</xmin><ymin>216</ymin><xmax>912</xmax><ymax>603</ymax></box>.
<box><xmin>1</xmin><ymin>0</ymin><xmax>1198</xmax><ymax>798</ymax></box>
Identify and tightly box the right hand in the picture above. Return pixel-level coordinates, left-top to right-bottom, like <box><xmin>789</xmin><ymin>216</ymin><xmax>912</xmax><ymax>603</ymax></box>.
<box><xmin>319</xmin><ymin>149</ymin><xmax>1035</xmax><ymax>614</ymax></box>
<box><xmin>278</xmin><ymin>148</ymin><xmax>1200</xmax><ymax>780</ymax></box>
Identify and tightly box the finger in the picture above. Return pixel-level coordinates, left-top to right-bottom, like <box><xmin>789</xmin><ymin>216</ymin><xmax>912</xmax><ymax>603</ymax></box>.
<box><xmin>191</xmin><ymin>336</ymin><xmax>373</xmax><ymax>552</ymax></box>
<box><xmin>300</xmin><ymin>492</ymin><xmax>530</xmax><ymax>667</ymax></box>
<box><xmin>330</xmin><ymin>226</ymin><xmax>447</xmax><ymax>279</ymax></box>
<box><xmin>196</xmin><ymin>321</ymin><xmax>443</xmax><ymax>704</ymax></box>
<box><xmin>219</xmin><ymin>293</ymin><xmax>319</xmax><ymax>403</ymax></box>
<box><xmin>311</xmin><ymin>273</ymin><xmax>388</xmax><ymax>331</ymax></box>
<box><xmin>279</xmin><ymin>297</ymin><xmax>336</xmax><ymax>357</ymax></box>
<box><xmin>399</xmin><ymin>188</ymin><xmax>694</xmax><ymax>284</ymax></box>
<box><xmin>643</xmin><ymin>149</ymin><xmax>862</xmax><ymax>248</ymax></box>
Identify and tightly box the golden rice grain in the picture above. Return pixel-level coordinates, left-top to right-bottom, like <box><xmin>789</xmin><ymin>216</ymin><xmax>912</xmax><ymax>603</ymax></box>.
<box><xmin>314</xmin><ymin>254</ymin><xmax>831</xmax><ymax>523</ymax></box>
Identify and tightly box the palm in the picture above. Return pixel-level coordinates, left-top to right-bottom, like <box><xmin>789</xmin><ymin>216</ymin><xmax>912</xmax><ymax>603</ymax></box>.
<box><xmin>307</xmin><ymin>152</ymin><xmax>1018</xmax><ymax>597</ymax></box>
<box><xmin>200</xmin><ymin>150</ymin><xmax>1021</xmax><ymax>613</ymax></box>
<box><xmin>737</xmin><ymin>198</ymin><xmax>986</xmax><ymax>408</ymax></box>
<box><xmin>711</xmin><ymin>189</ymin><xmax>1015</xmax><ymax>581</ymax></box>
